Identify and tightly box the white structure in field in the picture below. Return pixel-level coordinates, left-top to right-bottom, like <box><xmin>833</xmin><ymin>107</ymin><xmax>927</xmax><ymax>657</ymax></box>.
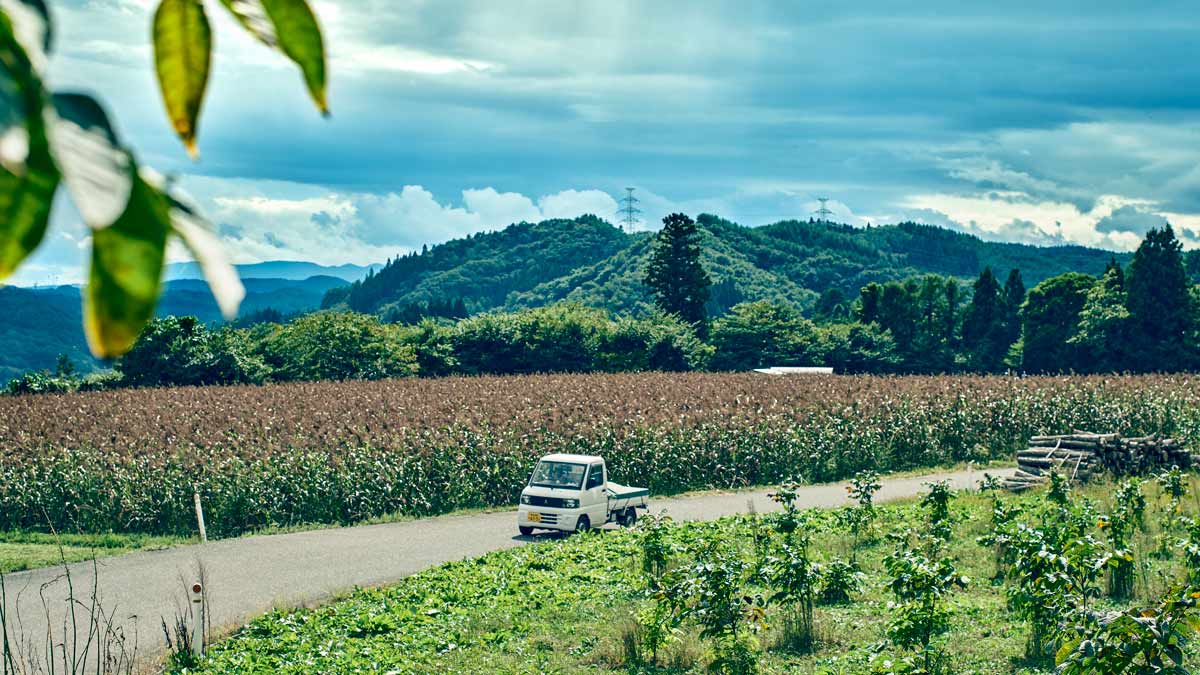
<box><xmin>752</xmin><ymin>366</ymin><xmax>835</xmax><ymax>375</ymax></box>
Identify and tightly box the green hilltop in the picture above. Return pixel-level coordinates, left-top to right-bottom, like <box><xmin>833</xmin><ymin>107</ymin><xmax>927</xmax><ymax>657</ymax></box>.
<box><xmin>327</xmin><ymin>214</ymin><xmax>1127</xmax><ymax>318</ymax></box>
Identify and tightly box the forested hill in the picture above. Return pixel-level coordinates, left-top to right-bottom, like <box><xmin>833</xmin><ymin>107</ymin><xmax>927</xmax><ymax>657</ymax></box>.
<box><xmin>0</xmin><ymin>276</ymin><xmax>349</xmax><ymax>380</ymax></box>
<box><xmin>325</xmin><ymin>214</ymin><xmax>1128</xmax><ymax>317</ymax></box>
<box><xmin>322</xmin><ymin>215</ymin><xmax>634</xmax><ymax>316</ymax></box>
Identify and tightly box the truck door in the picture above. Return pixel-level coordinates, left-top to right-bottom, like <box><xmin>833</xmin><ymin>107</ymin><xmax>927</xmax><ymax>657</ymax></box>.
<box><xmin>584</xmin><ymin>462</ymin><xmax>607</xmax><ymax>525</ymax></box>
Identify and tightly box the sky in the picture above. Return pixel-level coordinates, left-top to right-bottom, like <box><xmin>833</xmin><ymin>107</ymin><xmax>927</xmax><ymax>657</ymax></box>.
<box><xmin>13</xmin><ymin>0</ymin><xmax>1200</xmax><ymax>284</ymax></box>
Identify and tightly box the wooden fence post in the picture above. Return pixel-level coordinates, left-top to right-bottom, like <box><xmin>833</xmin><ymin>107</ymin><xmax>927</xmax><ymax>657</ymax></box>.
<box><xmin>193</xmin><ymin>489</ymin><xmax>208</xmax><ymax>543</ymax></box>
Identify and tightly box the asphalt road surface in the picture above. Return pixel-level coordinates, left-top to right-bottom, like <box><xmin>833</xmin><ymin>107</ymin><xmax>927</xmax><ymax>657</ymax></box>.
<box><xmin>0</xmin><ymin>466</ymin><xmax>1009</xmax><ymax>669</ymax></box>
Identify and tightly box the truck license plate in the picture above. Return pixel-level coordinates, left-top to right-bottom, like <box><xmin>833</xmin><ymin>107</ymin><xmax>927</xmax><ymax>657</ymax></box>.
<box><xmin>528</xmin><ymin>512</ymin><xmax>541</xmax><ymax>523</ymax></box>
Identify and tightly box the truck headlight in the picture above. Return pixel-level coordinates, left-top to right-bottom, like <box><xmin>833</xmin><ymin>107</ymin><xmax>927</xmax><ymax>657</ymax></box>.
<box><xmin>520</xmin><ymin>495</ymin><xmax>531</xmax><ymax>505</ymax></box>
<box><xmin>563</xmin><ymin>499</ymin><xmax>579</xmax><ymax>508</ymax></box>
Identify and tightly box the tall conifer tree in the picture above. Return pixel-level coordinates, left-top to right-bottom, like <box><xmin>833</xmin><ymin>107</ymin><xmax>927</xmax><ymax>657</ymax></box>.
<box><xmin>963</xmin><ymin>267</ymin><xmax>1005</xmax><ymax>370</ymax></box>
<box><xmin>644</xmin><ymin>213</ymin><xmax>712</xmax><ymax>331</ymax></box>
<box><xmin>1000</xmin><ymin>268</ymin><xmax>1026</xmax><ymax>348</ymax></box>
<box><xmin>1126</xmin><ymin>225</ymin><xmax>1194</xmax><ymax>370</ymax></box>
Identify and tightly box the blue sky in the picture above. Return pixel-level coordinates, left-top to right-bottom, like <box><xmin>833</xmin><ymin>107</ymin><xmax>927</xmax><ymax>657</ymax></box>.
<box><xmin>15</xmin><ymin>0</ymin><xmax>1200</xmax><ymax>284</ymax></box>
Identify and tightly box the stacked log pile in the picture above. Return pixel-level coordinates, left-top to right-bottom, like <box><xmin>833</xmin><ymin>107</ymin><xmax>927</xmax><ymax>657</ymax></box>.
<box><xmin>1003</xmin><ymin>432</ymin><xmax>1191</xmax><ymax>492</ymax></box>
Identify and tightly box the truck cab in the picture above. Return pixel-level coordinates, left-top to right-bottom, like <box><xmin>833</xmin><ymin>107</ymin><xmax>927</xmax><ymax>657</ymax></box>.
<box><xmin>518</xmin><ymin>453</ymin><xmax>649</xmax><ymax>535</ymax></box>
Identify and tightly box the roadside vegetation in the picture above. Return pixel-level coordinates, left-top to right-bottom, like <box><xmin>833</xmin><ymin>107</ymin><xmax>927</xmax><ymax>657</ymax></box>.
<box><xmin>173</xmin><ymin>472</ymin><xmax>1200</xmax><ymax>674</ymax></box>
<box><xmin>0</xmin><ymin>531</ymin><xmax>183</xmax><ymax>573</ymax></box>
<box><xmin>2</xmin><ymin>373</ymin><xmax>1198</xmax><ymax>538</ymax></box>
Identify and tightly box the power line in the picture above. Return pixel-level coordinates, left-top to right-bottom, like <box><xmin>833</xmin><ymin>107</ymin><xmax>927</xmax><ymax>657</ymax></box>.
<box><xmin>813</xmin><ymin>196</ymin><xmax>834</xmax><ymax>222</ymax></box>
<box><xmin>617</xmin><ymin>187</ymin><xmax>641</xmax><ymax>232</ymax></box>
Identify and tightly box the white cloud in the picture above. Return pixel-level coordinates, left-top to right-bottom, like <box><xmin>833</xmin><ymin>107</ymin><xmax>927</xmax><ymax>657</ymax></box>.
<box><xmin>538</xmin><ymin>189</ymin><xmax>620</xmax><ymax>220</ymax></box>
<box><xmin>10</xmin><ymin>177</ymin><xmax>654</xmax><ymax>285</ymax></box>
<box><xmin>334</xmin><ymin>45</ymin><xmax>494</xmax><ymax>76</ymax></box>
<box><xmin>902</xmin><ymin>192</ymin><xmax>1149</xmax><ymax>250</ymax></box>
<box><xmin>171</xmin><ymin>178</ymin><xmax>632</xmax><ymax>268</ymax></box>
<box><xmin>461</xmin><ymin>188</ymin><xmax>541</xmax><ymax>226</ymax></box>
<box><xmin>213</xmin><ymin>195</ymin><xmax>354</xmax><ymax>220</ymax></box>
<box><xmin>350</xmin><ymin>187</ymin><xmax>483</xmax><ymax>246</ymax></box>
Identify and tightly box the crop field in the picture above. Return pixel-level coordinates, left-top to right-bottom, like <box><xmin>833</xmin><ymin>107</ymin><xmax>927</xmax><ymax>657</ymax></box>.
<box><xmin>170</xmin><ymin>473</ymin><xmax>1200</xmax><ymax>675</ymax></box>
<box><xmin>2</xmin><ymin>373</ymin><xmax>1199</xmax><ymax>537</ymax></box>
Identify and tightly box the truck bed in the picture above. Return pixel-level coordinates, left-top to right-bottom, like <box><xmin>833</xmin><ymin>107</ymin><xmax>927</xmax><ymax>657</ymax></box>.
<box><xmin>607</xmin><ymin>481</ymin><xmax>649</xmax><ymax>507</ymax></box>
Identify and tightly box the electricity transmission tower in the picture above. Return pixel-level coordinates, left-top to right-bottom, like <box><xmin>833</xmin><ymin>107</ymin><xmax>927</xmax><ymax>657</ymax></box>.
<box><xmin>813</xmin><ymin>197</ymin><xmax>834</xmax><ymax>222</ymax></box>
<box><xmin>617</xmin><ymin>187</ymin><xmax>641</xmax><ymax>232</ymax></box>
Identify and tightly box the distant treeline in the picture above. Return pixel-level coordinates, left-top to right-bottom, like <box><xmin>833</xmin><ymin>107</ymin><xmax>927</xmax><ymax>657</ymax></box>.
<box><xmin>7</xmin><ymin>224</ymin><xmax>1200</xmax><ymax>394</ymax></box>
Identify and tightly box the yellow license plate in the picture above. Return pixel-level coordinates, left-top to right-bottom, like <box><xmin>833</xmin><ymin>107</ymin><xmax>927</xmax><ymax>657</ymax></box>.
<box><xmin>527</xmin><ymin>512</ymin><xmax>541</xmax><ymax>523</ymax></box>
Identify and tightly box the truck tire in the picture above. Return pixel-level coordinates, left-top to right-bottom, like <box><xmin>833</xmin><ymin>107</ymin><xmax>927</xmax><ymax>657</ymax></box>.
<box><xmin>519</xmin><ymin>526</ymin><xmax>534</xmax><ymax>536</ymax></box>
<box><xmin>620</xmin><ymin>507</ymin><xmax>638</xmax><ymax>527</ymax></box>
<box><xmin>574</xmin><ymin>516</ymin><xmax>591</xmax><ymax>534</ymax></box>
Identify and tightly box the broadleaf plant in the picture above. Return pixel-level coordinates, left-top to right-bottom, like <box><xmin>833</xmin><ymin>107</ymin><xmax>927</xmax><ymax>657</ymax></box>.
<box><xmin>0</xmin><ymin>0</ymin><xmax>330</xmax><ymax>358</ymax></box>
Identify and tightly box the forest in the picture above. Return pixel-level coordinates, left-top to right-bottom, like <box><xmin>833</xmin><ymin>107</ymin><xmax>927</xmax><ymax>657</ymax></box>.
<box><xmin>320</xmin><ymin>214</ymin><xmax>1137</xmax><ymax>319</ymax></box>
<box><xmin>7</xmin><ymin>218</ymin><xmax>1198</xmax><ymax>394</ymax></box>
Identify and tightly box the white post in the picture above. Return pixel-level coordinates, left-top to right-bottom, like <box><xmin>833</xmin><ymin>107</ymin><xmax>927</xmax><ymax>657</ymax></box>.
<box><xmin>193</xmin><ymin>489</ymin><xmax>208</xmax><ymax>543</ymax></box>
<box><xmin>190</xmin><ymin>582</ymin><xmax>204</xmax><ymax>657</ymax></box>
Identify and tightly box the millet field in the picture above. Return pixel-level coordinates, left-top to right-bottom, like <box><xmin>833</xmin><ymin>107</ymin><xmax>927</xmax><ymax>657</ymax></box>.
<box><xmin>2</xmin><ymin>373</ymin><xmax>1200</xmax><ymax>538</ymax></box>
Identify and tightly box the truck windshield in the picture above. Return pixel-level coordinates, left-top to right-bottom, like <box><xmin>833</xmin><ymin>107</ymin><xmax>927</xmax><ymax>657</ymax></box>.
<box><xmin>529</xmin><ymin>461</ymin><xmax>587</xmax><ymax>489</ymax></box>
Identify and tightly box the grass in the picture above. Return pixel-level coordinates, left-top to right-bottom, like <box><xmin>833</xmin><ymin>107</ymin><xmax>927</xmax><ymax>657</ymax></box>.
<box><xmin>0</xmin><ymin>531</ymin><xmax>186</xmax><ymax>573</ymax></box>
<box><xmin>170</xmin><ymin>471</ymin><xmax>1200</xmax><ymax>675</ymax></box>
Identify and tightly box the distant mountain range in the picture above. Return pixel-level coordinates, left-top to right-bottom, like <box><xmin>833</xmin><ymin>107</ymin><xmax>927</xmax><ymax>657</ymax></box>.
<box><xmin>1</xmin><ymin>262</ymin><xmax>381</xmax><ymax>380</ymax></box>
<box><xmin>0</xmin><ymin>285</ymin><xmax>100</xmax><ymax>382</ymax></box>
<box><xmin>329</xmin><ymin>214</ymin><xmax>1128</xmax><ymax>318</ymax></box>
<box><xmin>157</xmin><ymin>276</ymin><xmax>351</xmax><ymax>322</ymax></box>
<box><xmin>166</xmin><ymin>260</ymin><xmax>381</xmax><ymax>282</ymax></box>
<box><xmin>2</xmin><ymin>215</ymin><xmax>1131</xmax><ymax>381</ymax></box>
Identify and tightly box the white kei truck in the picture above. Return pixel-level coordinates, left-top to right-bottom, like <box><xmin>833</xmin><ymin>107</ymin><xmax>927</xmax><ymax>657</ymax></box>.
<box><xmin>518</xmin><ymin>453</ymin><xmax>649</xmax><ymax>535</ymax></box>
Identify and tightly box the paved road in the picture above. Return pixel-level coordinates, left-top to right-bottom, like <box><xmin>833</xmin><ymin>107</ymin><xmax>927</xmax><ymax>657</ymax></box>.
<box><xmin>0</xmin><ymin>466</ymin><xmax>1008</xmax><ymax>669</ymax></box>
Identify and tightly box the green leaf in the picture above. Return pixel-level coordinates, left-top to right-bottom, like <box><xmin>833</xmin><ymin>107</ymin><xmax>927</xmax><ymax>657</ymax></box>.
<box><xmin>48</xmin><ymin>95</ymin><xmax>168</xmax><ymax>357</ymax></box>
<box><xmin>84</xmin><ymin>169</ymin><xmax>170</xmax><ymax>358</ymax></box>
<box><xmin>1055</xmin><ymin>638</ymin><xmax>1079</xmax><ymax>664</ymax></box>
<box><xmin>0</xmin><ymin>140</ymin><xmax>56</xmax><ymax>280</ymax></box>
<box><xmin>0</xmin><ymin>0</ymin><xmax>52</xmax><ymax>72</ymax></box>
<box><xmin>152</xmin><ymin>0</ymin><xmax>211</xmax><ymax>157</ymax></box>
<box><xmin>219</xmin><ymin>0</ymin><xmax>328</xmax><ymax>114</ymax></box>
<box><xmin>216</xmin><ymin>0</ymin><xmax>276</xmax><ymax>46</ymax></box>
<box><xmin>0</xmin><ymin>7</ymin><xmax>57</xmax><ymax>279</ymax></box>
<box><xmin>51</xmin><ymin>92</ymin><xmax>239</xmax><ymax>352</ymax></box>
<box><xmin>47</xmin><ymin>92</ymin><xmax>133</xmax><ymax>229</ymax></box>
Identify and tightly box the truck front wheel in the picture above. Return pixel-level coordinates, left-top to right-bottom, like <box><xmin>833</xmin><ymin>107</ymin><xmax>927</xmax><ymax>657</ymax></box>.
<box><xmin>574</xmin><ymin>516</ymin><xmax>591</xmax><ymax>534</ymax></box>
<box><xmin>519</xmin><ymin>526</ymin><xmax>534</xmax><ymax>536</ymax></box>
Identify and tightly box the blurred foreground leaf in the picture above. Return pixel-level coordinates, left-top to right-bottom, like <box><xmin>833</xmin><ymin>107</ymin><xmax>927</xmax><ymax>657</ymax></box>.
<box><xmin>0</xmin><ymin>0</ymin><xmax>51</xmax><ymax>71</ymax></box>
<box><xmin>163</xmin><ymin>187</ymin><xmax>244</xmax><ymax>319</ymax></box>
<box><xmin>152</xmin><ymin>0</ymin><xmax>211</xmax><ymax>157</ymax></box>
<box><xmin>47</xmin><ymin>92</ymin><xmax>132</xmax><ymax>229</ymax></box>
<box><xmin>0</xmin><ymin>6</ymin><xmax>57</xmax><ymax>278</ymax></box>
<box><xmin>220</xmin><ymin>0</ymin><xmax>327</xmax><ymax>114</ymax></box>
<box><xmin>84</xmin><ymin>170</ymin><xmax>170</xmax><ymax>358</ymax></box>
<box><xmin>0</xmin><ymin>0</ymin><xmax>328</xmax><ymax>357</ymax></box>
<box><xmin>46</xmin><ymin>94</ymin><xmax>167</xmax><ymax>357</ymax></box>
